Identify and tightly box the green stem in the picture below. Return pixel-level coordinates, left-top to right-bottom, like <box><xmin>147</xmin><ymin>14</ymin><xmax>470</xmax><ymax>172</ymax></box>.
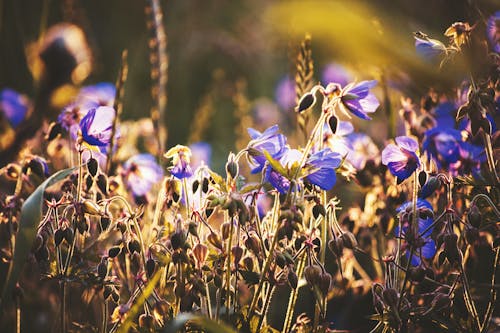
<box><xmin>225</xmin><ymin>217</ymin><xmax>234</xmax><ymax>318</ymax></box>
<box><xmin>282</xmin><ymin>251</ymin><xmax>307</xmax><ymax>333</ymax></box>
<box><xmin>60</xmin><ymin>280</ymin><xmax>66</xmax><ymax>333</ymax></box>
<box><xmin>256</xmin><ymin>285</ymin><xmax>275</xmax><ymax>332</ymax></box>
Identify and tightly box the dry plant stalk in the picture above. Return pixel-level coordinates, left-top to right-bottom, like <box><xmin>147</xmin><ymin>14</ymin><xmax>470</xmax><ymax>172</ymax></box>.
<box><xmin>295</xmin><ymin>34</ymin><xmax>314</xmax><ymax>143</ymax></box>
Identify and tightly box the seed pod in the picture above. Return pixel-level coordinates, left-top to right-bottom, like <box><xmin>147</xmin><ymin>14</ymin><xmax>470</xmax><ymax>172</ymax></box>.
<box><xmin>418</xmin><ymin>170</ymin><xmax>428</xmax><ymax>187</ymax></box>
<box><xmin>54</xmin><ymin>228</ymin><xmax>64</xmax><ymax>246</ymax></box>
<box><xmin>328</xmin><ymin>237</ymin><xmax>344</xmax><ymax>258</ymax></box>
<box><xmin>26</xmin><ymin>158</ymin><xmax>46</xmax><ymax>178</ymax></box>
<box><xmin>96</xmin><ymin>174</ymin><xmax>108</xmax><ymax>195</ymax></box>
<box><xmin>193</xmin><ymin>243</ymin><xmax>208</xmax><ymax>266</ymax></box>
<box><xmin>116</xmin><ymin>220</ymin><xmax>126</xmax><ymax>234</ymax></box>
<box><xmin>231</xmin><ymin>246</ymin><xmax>244</xmax><ymax>267</ymax></box>
<box><xmin>170</xmin><ymin>231</ymin><xmax>186</xmax><ymax>250</ymax></box>
<box><xmin>192</xmin><ymin>179</ymin><xmax>200</xmax><ymax>193</ymax></box>
<box><xmin>328</xmin><ymin>115</ymin><xmax>338</xmax><ymax>134</ymax></box>
<box><xmin>103</xmin><ymin>286</ymin><xmax>113</xmax><ymax>300</ymax></box>
<box><xmin>245</xmin><ymin>234</ymin><xmax>260</xmax><ymax>255</ymax></box>
<box><xmin>221</xmin><ymin>222</ymin><xmax>231</xmax><ymax>240</ymax></box>
<box><xmin>87</xmin><ymin>157</ymin><xmax>98</xmax><ymax>177</ymax></box>
<box><xmin>63</xmin><ymin>227</ymin><xmax>74</xmax><ymax>244</ymax></box>
<box><xmin>288</xmin><ymin>270</ymin><xmax>298</xmax><ymax>289</ymax></box>
<box><xmin>100</xmin><ymin>216</ymin><xmax>111</xmax><ymax>230</ymax></box>
<box><xmin>275</xmin><ymin>252</ymin><xmax>287</xmax><ymax>269</ymax></box>
<box><xmin>174</xmin><ymin>281</ymin><xmax>186</xmax><ymax>298</ymax></box>
<box><xmin>312</xmin><ymin>204</ymin><xmax>326</xmax><ymax>219</ymax></box>
<box><xmin>296</xmin><ymin>92</ymin><xmax>316</xmax><ymax>113</ymax></box>
<box><xmin>205</xmin><ymin>208</ymin><xmax>214</xmax><ymax>218</ymax></box>
<box><xmin>207</xmin><ymin>232</ymin><xmax>224</xmax><ymax>251</ymax></box>
<box><xmin>318</xmin><ymin>272</ymin><xmax>332</xmax><ymax>296</ymax></box>
<box><xmin>127</xmin><ymin>239</ymin><xmax>141</xmax><ymax>254</ymax></box>
<box><xmin>225</xmin><ymin>153</ymin><xmax>239</xmax><ymax>179</ymax></box>
<box><xmin>465</xmin><ymin>225</ymin><xmax>479</xmax><ymax>245</ymax></box>
<box><xmin>382</xmin><ymin>288</ymin><xmax>399</xmax><ymax>308</ymax></box>
<box><xmin>108</xmin><ymin>246</ymin><xmax>121</xmax><ymax>258</ymax></box>
<box><xmin>202</xmin><ymin>178</ymin><xmax>209</xmax><ymax>193</ymax></box>
<box><xmin>46</xmin><ymin>121</ymin><xmax>62</xmax><ymax>141</ymax></box>
<box><xmin>243</xmin><ymin>256</ymin><xmax>254</xmax><ymax>271</ymax></box>
<box><xmin>146</xmin><ymin>258</ymin><xmax>156</xmax><ymax>278</ymax></box>
<box><xmin>85</xmin><ymin>174</ymin><xmax>94</xmax><ymax>190</ymax></box>
<box><xmin>420</xmin><ymin>176</ymin><xmax>440</xmax><ymax>199</ymax></box>
<box><xmin>188</xmin><ymin>221</ymin><xmax>198</xmax><ymax>237</ymax></box>
<box><xmin>304</xmin><ymin>265</ymin><xmax>322</xmax><ymax>287</ymax></box>
<box><xmin>97</xmin><ymin>261</ymin><xmax>108</xmax><ymax>279</ymax></box>
<box><xmin>77</xmin><ymin>216</ymin><xmax>89</xmax><ymax>234</ymax></box>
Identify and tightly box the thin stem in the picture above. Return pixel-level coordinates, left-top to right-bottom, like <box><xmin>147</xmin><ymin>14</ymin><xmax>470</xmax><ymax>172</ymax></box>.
<box><xmin>60</xmin><ymin>281</ymin><xmax>66</xmax><ymax>333</ymax></box>
<box><xmin>101</xmin><ymin>299</ymin><xmax>108</xmax><ymax>333</ymax></box>
<box><xmin>480</xmin><ymin>247</ymin><xmax>499</xmax><ymax>332</ymax></box>
<box><xmin>282</xmin><ymin>251</ymin><xmax>306</xmax><ymax>333</ymax></box>
<box><xmin>256</xmin><ymin>285</ymin><xmax>275</xmax><ymax>332</ymax></box>
<box><xmin>225</xmin><ymin>216</ymin><xmax>234</xmax><ymax>318</ymax></box>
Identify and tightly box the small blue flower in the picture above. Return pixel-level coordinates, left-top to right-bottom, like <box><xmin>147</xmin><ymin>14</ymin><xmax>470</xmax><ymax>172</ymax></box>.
<box><xmin>395</xmin><ymin>199</ymin><xmax>436</xmax><ymax>266</ymax></box>
<box><xmin>454</xmin><ymin>142</ymin><xmax>486</xmax><ymax>178</ymax></box>
<box><xmin>487</xmin><ymin>11</ymin><xmax>500</xmax><ymax>53</ymax></box>
<box><xmin>77</xmin><ymin>83</ymin><xmax>116</xmax><ymax>109</ymax></box>
<box><xmin>164</xmin><ymin>145</ymin><xmax>193</xmax><ymax>179</ymax></box>
<box><xmin>0</xmin><ymin>89</ymin><xmax>31</xmax><ymax>128</ymax></box>
<box><xmin>275</xmin><ymin>76</ymin><xmax>296</xmax><ymax>110</ymax></box>
<box><xmin>321</xmin><ymin>63</ymin><xmax>352</xmax><ymax>87</ymax></box>
<box><xmin>247</xmin><ymin>125</ymin><xmax>287</xmax><ymax>173</ymax></box>
<box><xmin>305</xmin><ymin>148</ymin><xmax>342</xmax><ymax>190</ymax></box>
<box><xmin>382</xmin><ymin>136</ymin><xmax>420</xmax><ymax>184</ymax></box>
<box><xmin>339</xmin><ymin>80</ymin><xmax>380</xmax><ymax>120</ymax></box>
<box><xmin>414</xmin><ymin>35</ymin><xmax>447</xmax><ymax>63</ymax></box>
<box><xmin>433</xmin><ymin>101</ymin><xmax>457</xmax><ymax>129</ymax></box>
<box><xmin>344</xmin><ymin>133</ymin><xmax>380</xmax><ymax>170</ymax></box>
<box><xmin>122</xmin><ymin>154</ymin><xmax>164</xmax><ymax>197</ymax></box>
<box><xmin>423</xmin><ymin>127</ymin><xmax>462</xmax><ymax>169</ymax></box>
<box><xmin>79</xmin><ymin>106</ymin><xmax>116</xmax><ymax>149</ymax></box>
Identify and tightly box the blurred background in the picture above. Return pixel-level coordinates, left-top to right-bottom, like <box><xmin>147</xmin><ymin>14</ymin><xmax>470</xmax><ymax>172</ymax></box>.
<box><xmin>0</xmin><ymin>0</ymin><xmax>498</xmax><ymax>169</ymax></box>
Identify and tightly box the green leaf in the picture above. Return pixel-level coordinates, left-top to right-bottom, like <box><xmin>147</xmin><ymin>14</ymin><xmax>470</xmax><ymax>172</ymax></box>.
<box><xmin>0</xmin><ymin>166</ymin><xmax>76</xmax><ymax>309</ymax></box>
<box><xmin>163</xmin><ymin>313</ymin><xmax>236</xmax><ymax>333</ymax></box>
<box><xmin>116</xmin><ymin>269</ymin><xmax>162</xmax><ymax>333</ymax></box>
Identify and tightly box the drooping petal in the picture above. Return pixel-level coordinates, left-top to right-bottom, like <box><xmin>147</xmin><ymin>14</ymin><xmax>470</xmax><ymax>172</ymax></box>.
<box><xmin>381</xmin><ymin>144</ymin><xmax>407</xmax><ymax>165</ymax></box>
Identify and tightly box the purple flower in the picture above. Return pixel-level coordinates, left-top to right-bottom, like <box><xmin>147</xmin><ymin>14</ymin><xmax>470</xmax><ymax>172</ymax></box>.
<box><xmin>339</xmin><ymin>80</ymin><xmax>379</xmax><ymax>120</ymax></box>
<box><xmin>345</xmin><ymin>133</ymin><xmax>380</xmax><ymax>170</ymax></box>
<box><xmin>275</xmin><ymin>76</ymin><xmax>296</xmax><ymax>110</ymax></box>
<box><xmin>79</xmin><ymin>106</ymin><xmax>116</xmax><ymax>149</ymax></box>
<box><xmin>165</xmin><ymin>145</ymin><xmax>193</xmax><ymax>179</ymax></box>
<box><xmin>189</xmin><ymin>142</ymin><xmax>212</xmax><ymax>170</ymax></box>
<box><xmin>395</xmin><ymin>199</ymin><xmax>436</xmax><ymax>266</ymax></box>
<box><xmin>423</xmin><ymin>128</ymin><xmax>462</xmax><ymax>169</ymax></box>
<box><xmin>414</xmin><ymin>35</ymin><xmax>447</xmax><ymax>63</ymax></box>
<box><xmin>487</xmin><ymin>11</ymin><xmax>500</xmax><ymax>53</ymax></box>
<box><xmin>382</xmin><ymin>136</ymin><xmax>420</xmax><ymax>184</ymax></box>
<box><xmin>0</xmin><ymin>89</ymin><xmax>31</xmax><ymax>128</ymax></box>
<box><xmin>451</xmin><ymin>142</ymin><xmax>485</xmax><ymax>178</ymax></box>
<box><xmin>305</xmin><ymin>148</ymin><xmax>342</xmax><ymax>190</ymax></box>
<box><xmin>321</xmin><ymin>63</ymin><xmax>352</xmax><ymax>87</ymax></box>
<box><xmin>76</xmin><ymin>83</ymin><xmax>116</xmax><ymax>109</ymax></box>
<box><xmin>122</xmin><ymin>154</ymin><xmax>164</xmax><ymax>197</ymax></box>
<box><xmin>264</xmin><ymin>148</ymin><xmax>302</xmax><ymax>194</ymax></box>
<box><xmin>247</xmin><ymin>125</ymin><xmax>287</xmax><ymax>173</ymax></box>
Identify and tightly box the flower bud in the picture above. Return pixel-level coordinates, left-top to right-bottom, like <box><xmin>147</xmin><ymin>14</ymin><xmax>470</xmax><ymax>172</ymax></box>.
<box><xmin>127</xmin><ymin>239</ymin><xmax>141</xmax><ymax>254</ymax></box>
<box><xmin>225</xmin><ymin>153</ymin><xmax>239</xmax><ymax>179</ymax></box>
<box><xmin>318</xmin><ymin>272</ymin><xmax>332</xmax><ymax>296</ymax></box>
<box><xmin>420</xmin><ymin>176</ymin><xmax>440</xmax><ymax>199</ymax></box>
<box><xmin>328</xmin><ymin>115</ymin><xmax>338</xmax><ymax>134</ymax></box>
<box><xmin>408</xmin><ymin>266</ymin><xmax>426</xmax><ymax>283</ymax></box>
<box><xmin>97</xmin><ymin>260</ymin><xmax>108</xmax><ymax>279</ymax></box>
<box><xmin>312</xmin><ymin>204</ymin><xmax>326</xmax><ymax>219</ymax></box>
<box><xmin>304</xmin><ymin>265</ymin><xmax>322</xmax><ymax>287</ymax></box>
<box><xmin>87</xmin><ymin>157</ymin><xmax>98</xmax><ymax>177</ymax></box>
<box><xmin>207</xmin><ymin>232</ymin><xmax>224</xmax><ymax>251</ymax></box>
<box><xmin>296</xmin><ymin>92</ymin><xmax>316</xmax><ymax>113</ymax></box>
<box><xmin>193</xmin><ymin>243</ymin><xmax>208</xmax><ymax>267</ymax></box>
<box><xmin>146</xmin><ymin>258</ymin><xmax>156</xmax><ymax>278</ymax></box>
<box><xmin>108</xmin><ymin>246</ymin><xmax>121</xmax><ymax>258</ymax></box>
<box><xmin>54</xmin><ymin>228</ymin><xmax>64</xmax><ymax>246</ymax></box>
<box><xmin>170</xmin><ymin>231</ymin><xmax>186</xmax><ymax>250</ymax></box>
<box><xmin>221</xmin><ymin>222</ymin><xmax>231</xmax><ymax>240</ymax></box>
<box><xmin>232</xmin><ymin>246</ymin><xmax>244</xmax><ymax>267</ymax></box>
<box><xmin>96</xmin><ymin>174</ymin><xmax>108</xmax><ymax>195</ymax></box>
<box><xmin>275</xmin><ymin>252</ymin><xmax>287</xmax><ymax>269</ymax></box>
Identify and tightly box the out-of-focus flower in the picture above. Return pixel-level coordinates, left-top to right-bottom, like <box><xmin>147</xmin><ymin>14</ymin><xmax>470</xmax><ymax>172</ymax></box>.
<box><xmin>345</xmin><ymin>133</ymin><xmax>380</xmax><ymax>170</ymax></box>
<box><xmin>414</xmin><ymin>33</ymin><xmax>447</xmax><ymax>63</ymax></box>
<box><xmin>433</xmin><ymin>101</ymin><xmax>457</xmax><ymax>129</ymax></box>
<box><xmin>304</xmin><ymin>148</ymin><xmax>342</xmax><ymax>190</ymax></box>
<box><xmin>382</xmin><ymin>136</ymin><xmax>421</xmax><ymax>184</ymax></box>
<box><xmin>79</xmin><ymin>106</ymin><xmax>116</xmax><ymax>149</ymax></box>
<box><xmin>76</xmin><ymin>83</ymin><xmax>115</xmax><ymax>109</ymax></box>
<box><xmin>395</xmin><ymin>199</ymin><xmax>436</xmax><ymax>266</ymax></box>
<box><xmin>165</xmin><ymin>145</ymin><xmax>193</xmax><ymax>179</ymax></box>
<box><xmin>246</xmin><ymin>125</ymin><xmax>287</xmax><ymax>173</ymax></box>
<box><xmin>0</xmin><ymin>89</ymin><xmax>31</xmax><ymax>128</ymax></box>
<box><xmin>275</xmin><ymin>76</ymin><xmax>296</xmax><ymax>110</ymax></box>
<box><xmin>189</xmin><ymin>142</ymin><xmax>212</xmax><ymax>170</ymax></box>
<box><xmin>423</xmin><ymin>128</ymin><xmax>462</xmax><ymax>169</ymax></box>
<box><xmin>122</xmin><ymin>154</ymin><xmax>164</xmax><ymax>197</ymax></box>
<box><xmin>321</xmin><ymin>63</ymin><xmax>352</xmax><ymax>87</ymax></box>
<box><xmin>487</xmin><ymin>11</ymin><xmax>500</xmax><ymax>53</ymax></box>
<box><xmin>339</xmin><ymin>80</ymin><xmax>380</xmax><ymax>120</ymax></box>
<box><xmin>324</xmin><ymin>120</ymin><xmax>354</xmax><ymax>157</ymax></box>
<box><xmin>444</xmin><ymin>22</ymin><xmax>473</xmax><ymax>49</ymax></box>
<box><xmin>453</xmin><ymin>142</ymin><xmax>485</xmax><ymax>178</ymax></box>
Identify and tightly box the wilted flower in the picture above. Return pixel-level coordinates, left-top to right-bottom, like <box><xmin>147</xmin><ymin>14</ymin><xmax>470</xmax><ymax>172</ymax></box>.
<box><xmin>165</xmin><ymin>145</ymin><xmax>193</xmax><ymax>179</ymax></box>
<box><xmin>395</xmin><ymin>199</ymin><xmax>436</xmax><ymax>266</ymax></box>
<box><xmin>487</xmin><ymin>11</ymin><xmax>500</xmax><ymax>53</ymax></box>
<box><xmin>122</xmin><ymin>154</ymin><xmax>164</xmax><ymax>197</ymax></box>
<box><xmin>275</xmin><ymin>76</ymin><xmax>296</xmax><ymax>110</ymax></box>
<box><xmin>382</xmin><ymin>136</ymin><xmax>421</xmax><ymax>184</ymax></box>
<box><xmin>79</xmin><ymin>106</ymin><xmax>116</xmax><ymax>149</ymax></box>
<box><xmin>414</xmin><ymin>33</ymin><xmax>447</xmax><ymax>63</ymax></box>
<box><xmin>246</xmin><ymin>125</ymin><xmax>287</xmax><ymax>173</ymax></box>
<box><xmin>339</xmin><ymin>80</ymin><xmax>380</xmax><ymax>120</ymax></box>
<box><xmin>304</xmin><ymin>148</ymin><xmax>342</xmax><ymax>190</ymax></box>
<box><xmin>0</xmin><ymin>89</ymin><xmax>31</xmax><ymax>128</ymax></box>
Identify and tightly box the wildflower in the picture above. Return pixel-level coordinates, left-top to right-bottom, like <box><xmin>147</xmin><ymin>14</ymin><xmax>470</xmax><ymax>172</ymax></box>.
<box><xmin>344</xmin><ymin>133</ymin><xmax>380</xmax><ymax>170</ymax></box>
<box><xmin>382</xmin><ymin>136</ymin><xmax>421</xmax><ymax>184</ymax></box>
<box><xmin>79</xmin><ymin>106</ymin><xmax>116</xmax><ymax>149</ymax></box>
<box><xmin>122</xmin><ymin>154</ymin><xmax>164</xmax><ymax>197</ymax></box>
<box><xmin>452</xmin><ymin>142</ymin><xmax>485</xmax><ymax>178</ymax></box>
<box><xmin>304</xmin><ymin>148</ymin><xmax>342</xmax><ymax>190</ymax></box>
<box><xmin>395</xmin><ymin>199</ymin><xmax>436</xmax><ymax>266</ymax></box>
<box><xmin>264</xmin><ymin>148</ymin><xmax>302</xmax><ymax>194</ymax></box>
<box><xmin>338</xmin><ymin>80</ymin><xmax>380</xmax><ymax>120</ymax></box>
<box><xmin>0</xmin><ymin>89</ymin><xmax>31</xmax><ymax>128</ymax></box>
<box><xmin>275</xmin><ymin>76</ymin><xmax>296</xmax><ymax>110</ymax></box>
<box><xmin>444</xmin><ymin>22</ymin><xmax>473</xmax><ymax>49</ymax></box>
<box><xmin>321</xmin><ymin>62</ymin><xmax>352</xmax><ymax>87</ymax></box>
<box><xmin>189</xmin><ymin>142</ymin><xmax>212</xmax><ymax>170</ymax></box>
<box><xmin>324</xmin><ymin>120</ymin><xmax>354</xmax><ymax>157</ymax></box>
<box><xmin>422</xmin><ymin>127</ymin><xmax>462</xmax><ymax>169</ymax></box>
<box><xmin>76</xmin><ymin>82</ymin><xmax>116</xmax><ymax>109</ymax></box>
<box><xmin>246</xmin><ymin>125</ymin><xmax>287</xmax><ymax>173</ymax></box>
<box><xmin>164</xmin><ymin>145</ymin><xmax>193</xmax><ymax>179</ymax></box>
<box><xmin>414</xmin><ymin>32</ymin><xmax>447</xmax><ymax>63</ymax></box>
<box><xmin>487</xmin><ymin>11</ymin><xmax>500</xmax><ymax>53</ymax></box>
